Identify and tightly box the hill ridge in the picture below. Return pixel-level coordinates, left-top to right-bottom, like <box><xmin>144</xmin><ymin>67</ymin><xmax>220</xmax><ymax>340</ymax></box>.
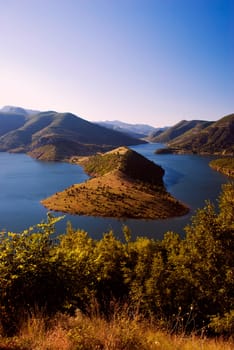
<box><xmin>147</xmin><ymin>119</ymin><xmax>212</xmax><ymax>143</ymax></box>
<box><xmin>0</xmin><ymin>110</ymin><xmax>145</xmax><ymax>160</ymax></box>
<box><xmin>168</xmin><ymin>113</ymin><xmax>234</xmax><ymax>155</ymax></box>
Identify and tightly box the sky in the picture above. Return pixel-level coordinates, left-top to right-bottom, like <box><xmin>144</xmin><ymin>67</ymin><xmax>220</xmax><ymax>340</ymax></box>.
<box><xmin>0</xmin><ymin>0</ymin><xmax>233</xmax><ymax>127</ymax></box>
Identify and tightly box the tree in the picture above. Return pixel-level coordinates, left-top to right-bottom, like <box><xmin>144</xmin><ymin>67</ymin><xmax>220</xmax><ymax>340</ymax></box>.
<box><xmin>0</xmin><ymin>214</ymin><xmax>65</xmax><ymax>334</ymax></box>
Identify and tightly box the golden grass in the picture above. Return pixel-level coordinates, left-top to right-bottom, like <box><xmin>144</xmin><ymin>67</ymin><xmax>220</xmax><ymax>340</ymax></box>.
<box><xmin>0</xmin><ymin>311</ymin><xmax>233</xmax><ymax>350</ymax></box>
<box><xmin>42</xmin><ymin>146</ymin><xmax>189</xmax><ymax>219</ymax></box>
<box><xmin>41</xmin><ymin>170</ymin><xmax>188</xmax><ymax>219</ymax></box>
<box><xmin>209</xmin><ymin>157</ymin><xmax>234</xmax><ymax>178</ymax></box>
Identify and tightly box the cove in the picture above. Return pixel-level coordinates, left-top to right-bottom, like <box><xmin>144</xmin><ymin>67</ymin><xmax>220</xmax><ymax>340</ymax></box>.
<box><xmin>0</xmin><ymin>144</ymin><xmax>229</xmax><ymax>239</ymax></box>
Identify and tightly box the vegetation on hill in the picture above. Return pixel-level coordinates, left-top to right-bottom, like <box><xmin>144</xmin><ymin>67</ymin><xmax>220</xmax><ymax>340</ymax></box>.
<box><xmin>209</xmin><ymin>157</ymin><xmax>234</xmax><ymax>178</ymax></box>
<box><xmin>82</xmin><ymin>147</ymin><xmax>165</xmax><ymax>185</ymax></box>
<box><xmin>0</xmin><ymin>183</ymin><xmax>233</xmax><ymax>347</ymax></box>
<box><xmin>147</xmin><ymin>120</ymin><xmax>211</xmax><ymax>143</ymax></box>
<box><xmin>0</xmin><ymin>110</ymin><xmax>145</xmax><ymax>160</ymax></box>
<box><xmin>42</xmin><ymin>147</ymin><xmax>188</xmax><ymax>219</ymax></box>
<box><xmin>2</xmin><ymin>107</ymin><xmax>232</xmax><ymax>158</ymax></box>
<box><xmin>168</xmin><ymin>114</ymin><xmax>234</xmax><ymax>155</ymax></box>
<box><xmin>150</xmin><ymin>114</ymin><xmax>234</xmax><ymax>156</ymax></box>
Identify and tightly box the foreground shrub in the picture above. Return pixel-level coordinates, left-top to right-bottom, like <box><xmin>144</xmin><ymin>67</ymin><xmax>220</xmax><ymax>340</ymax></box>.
<box><xmin>0</xmin><ymin>183</ymin><xmax>233</xmax><ymax>337</ymax></box>
<box><xmin>0</xmin><ymin>214</ymin><xmax>68</xmax><ymax>334</ymax></box>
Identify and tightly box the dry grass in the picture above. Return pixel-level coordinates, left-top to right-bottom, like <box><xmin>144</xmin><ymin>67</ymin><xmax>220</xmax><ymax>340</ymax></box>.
<box><xmin>41</xmin><ymin>170</ymin><xmax>188</xmax><ymax>219</ymax></box>
<box><xmin>0</xmin><ymin>310</ymin><xmax>233</xmax><ymax>350</ymax></box>
<box><xmin>41</xmin><ymin>146</ymin><xmax>188</xmax><ymax>219</ymax></box>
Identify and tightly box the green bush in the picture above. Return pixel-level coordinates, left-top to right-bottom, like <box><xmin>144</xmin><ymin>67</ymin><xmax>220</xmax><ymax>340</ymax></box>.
<box><xmin>0</xmin><ymin>214</ymin><xmax>67</xmax><ymax>334</ymax></box>
<box><xmin>0</xmin><ymin>183</ymin><xmax>233</xmax><ymax>336</ymax></box>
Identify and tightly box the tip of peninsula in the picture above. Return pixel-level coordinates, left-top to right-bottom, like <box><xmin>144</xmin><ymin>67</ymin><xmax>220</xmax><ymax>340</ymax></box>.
<box><xmin>41</xmin><ymin>146</ymin><xmax>189</xmax><ymax>219</ymax></box>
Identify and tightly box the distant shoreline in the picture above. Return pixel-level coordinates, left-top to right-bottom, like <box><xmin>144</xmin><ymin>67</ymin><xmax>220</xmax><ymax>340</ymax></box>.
<box><xmin>209</xmin><ymin>158</ymin><xmax>234</xmax><ymax>178</ymax></box>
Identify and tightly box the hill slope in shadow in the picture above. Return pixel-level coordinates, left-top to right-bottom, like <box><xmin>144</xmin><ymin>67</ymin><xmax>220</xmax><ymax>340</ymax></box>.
<box><xmin>0</xmin><ymin>109</ymin><xmax>146</xmax><ymax>160</ymax></box>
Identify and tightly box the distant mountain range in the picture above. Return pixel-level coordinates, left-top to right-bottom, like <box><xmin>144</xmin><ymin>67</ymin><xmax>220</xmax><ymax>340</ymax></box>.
<box><xmin>0</xmin><ymin>105</ymin><xmax>39</xmax><ymax>116</ymax></box>
<box><xmin>95</xmin><ymin>120</ymin><xmax>166</xmax><ymax>139</ymax></box>
<box><xmin>0</xmin><ymin>107</ymin><xmax>145</xmax><ymax>161</ymax></box>
<box><xmin>0</xmin><ymin>106</ymin><xmax>233</xmax><ymax>158</ymax></box>
<box><xmin>150</xmin><ymin>114</ymin><xmax>234</xmax><ymax>155</ymax></box>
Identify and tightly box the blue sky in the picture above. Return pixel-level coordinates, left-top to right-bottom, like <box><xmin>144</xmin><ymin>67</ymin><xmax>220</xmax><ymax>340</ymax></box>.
<box><xmin>0</xmin><ymin>0</ymin><xmax>233</xmax><ymax>127</ymax></box>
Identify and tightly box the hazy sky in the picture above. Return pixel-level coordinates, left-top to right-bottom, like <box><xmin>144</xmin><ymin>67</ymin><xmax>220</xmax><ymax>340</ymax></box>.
<box><xmin>0</xmin><ymin>0</ymin><xmax>233</xmax><ymax>127</ymax></box>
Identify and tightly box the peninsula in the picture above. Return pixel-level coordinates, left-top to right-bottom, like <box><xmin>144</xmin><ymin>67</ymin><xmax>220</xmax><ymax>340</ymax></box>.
<box><xmin>41</xmin><ymin>147</ymin><xmax>189</xmax><ymax>219</ymax></box>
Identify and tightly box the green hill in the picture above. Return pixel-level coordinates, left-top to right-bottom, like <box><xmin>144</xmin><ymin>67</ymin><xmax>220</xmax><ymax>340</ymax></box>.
<box><xmin>0</xmin><ymin>110</ymin><xmax>146</xmax><ymax>160</ymax></box>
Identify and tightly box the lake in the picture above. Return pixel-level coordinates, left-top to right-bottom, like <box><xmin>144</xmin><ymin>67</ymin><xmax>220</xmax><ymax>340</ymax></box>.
<box><xmin>0</xmin><ymin>144</ymin><xmax>229</xmax><ymax>240</ymax></box>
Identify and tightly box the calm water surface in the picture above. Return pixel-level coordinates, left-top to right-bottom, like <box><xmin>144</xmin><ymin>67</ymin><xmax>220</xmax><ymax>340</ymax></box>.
<box><xmin>0</xmin><ymin>144</ymin><xmax>229</xmax><ymax>239</ymax></box>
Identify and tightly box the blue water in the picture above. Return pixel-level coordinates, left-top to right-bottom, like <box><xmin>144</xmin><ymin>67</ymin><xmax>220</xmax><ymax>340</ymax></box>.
<box><xmin>0</xmin><ymin>144</ymin><xmax>229</xmax><ymax>239</ymax></box>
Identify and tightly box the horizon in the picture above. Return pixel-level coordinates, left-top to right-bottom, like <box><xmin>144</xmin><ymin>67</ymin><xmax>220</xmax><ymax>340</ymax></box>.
<box><xmin>0</xmin><ymin>0</ymin><xmax>233</xmax><ymax>128</ymax></box>
<box><xmin>2</xmin><ymin>104</ymin><xmax>233</xmax><ymax>128</ymax></box>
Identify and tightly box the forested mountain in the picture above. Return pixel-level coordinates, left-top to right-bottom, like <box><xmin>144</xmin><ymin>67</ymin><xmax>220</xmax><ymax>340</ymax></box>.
<box><xmin>0</xmin><ymin>108</ymin><xmax>145</xmax><ymax>160</ymax></box>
